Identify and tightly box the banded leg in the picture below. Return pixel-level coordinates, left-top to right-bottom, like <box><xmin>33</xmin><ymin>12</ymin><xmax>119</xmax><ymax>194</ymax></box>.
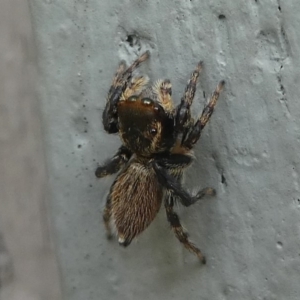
<box><xmin>152</xmin><ymin>155</ymin><xmax>216</xmax><ymax>207</ymax></box>
<box><xmin>176</xmin><ymin>61</ymin><xmax>203</xmax><ymax>133</ymax></box>
<box><xmin>95</xmin><ymin>146</ymin><xmax>132</xmax><ymax>178</ymax></box>
<box><xmin>121</xmin><ymin>75</ymin><xmax>149</xmax><ymax>100</ymax></box>
<box><xmin>165</xmin><ymin>196</ymin><xmax>206</xmax><ymax>263</ymax></box>
<box><xmin>182</xmin><ymin>80</ymin><xmax>225</xmax><ymax>149</ymax></box>
<box><xmin>103</xmin><ymin>51</ymin><xmax>150</xmax><ymax>133</ymax></box>
<box><xmin>103</xmin><ymin>195</ymin><xmax>113</xmax><ymax>239</ymax></box>
<box><xmin>153</xmin><ymin>79</ymin><xmax>173</xmax><ymax>112</ymax></box>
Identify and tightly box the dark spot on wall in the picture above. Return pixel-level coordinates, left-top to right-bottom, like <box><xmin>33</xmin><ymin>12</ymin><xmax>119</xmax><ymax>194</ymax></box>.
<box><xmin>276</xmin><ymin>241</ymin><xmax>283</xmax><ymax>249</ymax></box>
<box><xmin>218</xmin><ymin>14</ymin><xmax>226</xmax><ymax>20</ymax></box>
<box><xmin>276</xmin><ymin>74</ymin><xmax>286</xmax><ymax>101</ymax></box>
<box><xmin>278</xmin><ymin>5</ymin><xmax>281</xmax><ymax>12</ymax></box>
<box><xmin>221</xmin><ymin>173</ymin><xmax>227</xmax><ymax>185</ymax></box>
<box><xmin>78</xmin><ymin>144</ymin><xmax>82</xmax><ymax>149</ymax></box>
<box><xmin>126</xmin><ymin>35</ymin><xmax>134</xmax><ymax>47</ymax></box>
<box><xmin>125</xmin><ymin>34</ymin><xmax>142</xmax><ymax>51</ymax></box>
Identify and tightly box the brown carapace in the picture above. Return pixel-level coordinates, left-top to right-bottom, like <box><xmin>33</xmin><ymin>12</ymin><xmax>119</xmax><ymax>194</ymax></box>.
<box><xmin>96</xmin><ymin>51</ymin><xmax>225</xmax><ymax>263</ymax></box>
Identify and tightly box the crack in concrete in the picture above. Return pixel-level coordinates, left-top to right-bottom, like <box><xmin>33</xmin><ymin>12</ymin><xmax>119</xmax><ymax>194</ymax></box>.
<box><xmin>277</xmin><ymin>0</ymin><xmax>291</xmax><ymax>58</ymax></box>
<box><xmin>275</xmin><ymin>0</ymin><xmax>291</xmax><ymax>117</ymax></box>
<box><xmin>276</xmin><ymin>69</ymin><xmax>290</xmax><ymax>116</ymax></box>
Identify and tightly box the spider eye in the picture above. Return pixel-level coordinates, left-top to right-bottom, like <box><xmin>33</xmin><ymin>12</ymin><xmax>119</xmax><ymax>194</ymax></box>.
<box><xmin>142</xmin><ymin>98</ymin><xmax>153</xmax><ymax>105</ymax></box>
<box><xmin>149</xmin><ymin>128</ymin><xmax>157</xmax><ymax>135</ymax></box>
<box><xmin>128</xmin><ymin>96</ymin><xmax>138</xmax><ymax>102</ymax></box>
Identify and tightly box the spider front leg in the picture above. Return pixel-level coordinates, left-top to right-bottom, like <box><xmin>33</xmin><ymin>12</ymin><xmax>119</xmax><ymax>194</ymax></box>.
<box><xmin>95</xmin><ymin>145</ymin><xmax>132</xmax><ymax>178</ymax></box>
<box><xmin>165</xmin><ymin>196</ymin><xmax>206</xmax><ymax>263</ymax></box>
<box><xmin>102</xmin><ymin>51</ymin><xmax>150</xmax><ymax>133</ymax></box>
<box><xmin>175</xmin><ymin>61</ymin><xmax>203</xmax><ymax>133</ymax></box>
<box><xmin>153</xmin><ymin>79</ymin><xmax>174</xmax><ymax>112</ymax></box>
<box><xmin>182</xmin><ymin>80</ymin><xmax>225</xmax><ymax>149</ymax></box>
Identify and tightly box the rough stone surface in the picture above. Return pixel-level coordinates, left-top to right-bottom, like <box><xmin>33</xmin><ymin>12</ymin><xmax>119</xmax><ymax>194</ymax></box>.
<box><xmin>29</xmin><ymin>0</ymin><xmax>300</xmax><ymax>299</ymax></box>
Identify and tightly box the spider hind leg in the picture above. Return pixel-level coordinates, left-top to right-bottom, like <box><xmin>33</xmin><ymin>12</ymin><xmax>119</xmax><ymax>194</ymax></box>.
<box><xmin>152</xmin><ymin>157</ymin><xmax>215</xmax><ymax>207</ymax></box>
<box><xmin>165</xmin><ymin>197</ymin><xmax>206</xmax><ymax>264</ymax></box>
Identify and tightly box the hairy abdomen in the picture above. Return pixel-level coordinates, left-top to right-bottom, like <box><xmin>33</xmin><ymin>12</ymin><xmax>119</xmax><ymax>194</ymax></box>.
<box><xmin>110</xmin><ymin>162</ymin><xmax>163</xmax><ymax>246</ymax></box>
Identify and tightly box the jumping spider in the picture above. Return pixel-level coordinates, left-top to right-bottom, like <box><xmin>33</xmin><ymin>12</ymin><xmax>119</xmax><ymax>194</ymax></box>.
<box><xmin>96</xmin><ymin>51</ymin><xmax>225</xmax><ymax>263</ymax></box>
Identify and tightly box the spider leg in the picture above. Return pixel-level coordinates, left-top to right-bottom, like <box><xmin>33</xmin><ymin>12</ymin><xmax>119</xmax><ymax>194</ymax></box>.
<box><xmin>155</xmin><ymin>153</ymin><xmax>193</xmax><ymax>171</ymax></box>
<box><xmin>152</xmin><ymin>160</ymin><xmax>197</xmax><ymax>207</ymax></box>
<box><xmin>182</xmin><ymin>80</ymin><xmax>225</xmax><ymax>149</ymax></box>
<box><xmin>103</xmin><ymin>195</ymin><xmax>113</xmax><ymax>239</ymax></box>
<box><xmin>165</xmin><ymin>196</ymin><xmax>206</xmax><ymax>263</ymax></box>
<box><xmin>152</xmin><ymin>156</ymin><xmax>215</xmax><ymax>207</ymax></box>
<box><xmin>102</xmin><ymin>51</ymin><xmax>150</xmax><ymax>133</ymax></box>
<box><xmin>175</xmin><ymin>61</ymin><xmax>203</xmax><ymax>133</ymax></box>
<box><xmin>153</xmin><ymin>79</ymin><xmax>173</xmax><ymax>112</ymax></box>
<box><xmin>95</xmin><ymin>146</ymin><xmax>132</xmax><ymax>178</ymax></box>
<box><xmin>122</xmin><ymin>75</ymin><xmax>149</xmax><ymax>100</ymax></box>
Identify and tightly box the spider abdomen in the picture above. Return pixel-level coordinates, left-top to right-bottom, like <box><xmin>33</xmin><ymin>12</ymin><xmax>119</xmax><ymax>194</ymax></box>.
<box><xmin>110</xmin><ymin>161</ymin><xmax>163</xmax><ymax>246</ymax></box>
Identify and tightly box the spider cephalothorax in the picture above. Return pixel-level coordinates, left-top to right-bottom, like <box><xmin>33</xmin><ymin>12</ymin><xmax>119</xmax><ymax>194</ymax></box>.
<box><xmin>96</xmin><ymin>51</ymin><xmax>225</xmax><ymax>263</ymax></box>
<box><xmin>118</xmin><ymin>93</ymin><xmax>175</xmax><ymax>156</ymax></box>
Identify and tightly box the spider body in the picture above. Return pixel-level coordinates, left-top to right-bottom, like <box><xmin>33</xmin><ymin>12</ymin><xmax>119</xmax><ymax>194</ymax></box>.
<box><xmin>96</xmin><ymin>51</ymin><xmax>224</xmax><ymax>263</ymax></box>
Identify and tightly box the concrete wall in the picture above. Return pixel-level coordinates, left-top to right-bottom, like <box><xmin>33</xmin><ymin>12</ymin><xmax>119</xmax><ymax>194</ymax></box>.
<box><xmin>0</xmin><ymin>1</ymin><xmax>62</xmax><ymax>299</ymax></box>
<box><xmin>29</xmin><ymin>0</ymin><xmax>300</xmax><ymax>299</ymax></box>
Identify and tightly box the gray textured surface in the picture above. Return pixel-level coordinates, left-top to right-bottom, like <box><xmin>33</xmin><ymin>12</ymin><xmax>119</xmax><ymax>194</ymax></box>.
<box><xmin>29</xmin><ymin>0</ymin><xmax>300</xmax><ymax>299</ymax></box>
<box><xmin>0</xmin><ymin>1</ymin><xmax>62</xmax><ymax>299</ymax></box>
